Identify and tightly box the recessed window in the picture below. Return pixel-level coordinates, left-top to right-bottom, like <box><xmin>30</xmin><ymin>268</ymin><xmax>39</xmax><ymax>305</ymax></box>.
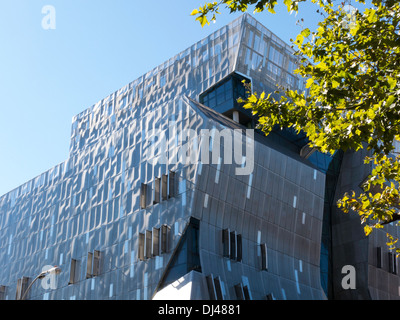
<box><xmin>162</xmin><ymin>174</ymin><xmax>168</xmax><ymax>201</ymax></box>
<box><xmin>222</xmin><ymin>229</ymin><xmax>230</xmax><ymax>258</ymax></box>
<box><xmin>86</xmin><ymin>251</ymin><xmax>102</xmax><ymax>278</ymax></box>
<box><xmin>230</xmin><ymin>231</ymin><xmax>237</xmax><ymax>260</ymax></box>
<box><xmin>213</xmin><ymin>276</ymin><xmax>224</xmax><ymax>300</ymax></box>
<box><xmin>206</xmin><ymin>274</ymin><xmax>224</xmax><ymax>300</ymax></box>
<box><xmin>153</xmin><ymin>227</ymin><xmax>160</xmax><ymax>257</ymax></box>
<box><xmin>0</xmin><ymin>285</ymin><xmax>7</xmax><ymax>300</ymax></box>
<box><xmin>145</xmin><ymin>230</ymin><xmax>152</xmax><ymax>259</ymax></box>
<box><xmin>154</xmin><ymin>178</ymin><xmax>161</xmax><ymax>204</ymax></box>
<box><xmin>140</xmin><ymin>183</ymin><xmax>148</xmax><ymax>209</ymax></box>
<box><xmin>69</xmin><ymin>259</ymin><xmax>79</xmax><ymax>284</ymax></box>
<box><xmin>389</xmin><ymin>252</ymin><xmax>397</xmax><ymax>275</ymax></box>
<box><xmin>161</xmin><ymin>225</ymin><xmax>169</xmax><ymax>254</ymax></box>
<box><xmin>169</xmin><ymin>171</ymin><xmax>176</xmax><ymax>198</ymax></box>
<box><xmin>234</xmin><ymin>283</ymin><xmax>251</xmax><ymax>300</ymax></box>
<box><xmin>222</xmin><ymin>229</ymin><xmax>242</xmax><ymax>261</ymax></box>
<box><xmin>16</xmin><ymin>277</ymin><xmax>29</xmax><ymax>300</ymax></box>
<box><xmin>234</xmin><ymin>283</ymin><xmax>245</xmax><ymax>300</ymax></box>
<box><xmin>377</xmin><ymin>247</ymin><xmax>382</xmax><ymax>269</ymax></box>
<box><xmin>138</xmin><ymin>233</ymin><xmax>145</xmax><ymax>261</ymax></box>
<box><xmin>236</xmin><ymin>234</ymin><xmax>242</xmax><ymax>262</ymax></box>
<box><xmin>261</xmin><ymin>243</ymin><xmax>268</xmax><ymax>271</ymax></box>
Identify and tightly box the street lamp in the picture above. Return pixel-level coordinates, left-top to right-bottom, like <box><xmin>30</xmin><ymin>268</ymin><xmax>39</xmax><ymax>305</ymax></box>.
<box><xmin>20</xmin><ymin>266</ymin><xmax>61</xmax><ymax>300</ymax></box>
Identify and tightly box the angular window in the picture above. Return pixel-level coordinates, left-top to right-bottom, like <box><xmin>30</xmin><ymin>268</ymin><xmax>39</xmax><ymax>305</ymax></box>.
<box><xmin>236</xmin><ymin>234</ymin><xmax>242</xmax><ymax>262</ymax></box>
<box><xmin>234</xmin><ymin>283</ymin><xmax>245</xmax><ymax>300</ymax></box>
<box><xmin>154</xmin><ymin>178</ymin><xmax>161</xmax><ymax>204</ymax></box>
<box><xmin>161</xmin><ymin>224</ymin><xmax>169</xmax><ymax>254</ymax></box>
<box><xmin>86</xmin><ymin>251</ymin><xmax>102</xmax><ymax>278</ymax></box>
<box><xmin>93</xmin><ymin>250</ymin><xmax>102</xmax><ymax>277</ymax></box>
<box><xmin>153</xmin><ymin>227</ymin><xmax>160</xmax><ymax>257</ymax></box>
<box><xmin>266</xmin><ymin>293</ymin><xmax>273</xmax><ymax>300</ymax></box>
<box><xmin>222</xmin><ymin>229</ymin><xmax>242</xmax><ymax>261</ymax></box>
<box><xmin>169</xmin><ymin>171</ymin><xmax>176</xmax><ymax>198</ymax></box>
<box><xmin>199</xmin><ymin>72</ymin><xmax>251</xmax><ymax>122</ymax></box>
<box><xmin>145</xmin><ymin>230</ymin><xmax>152</xmax><ymax>259</ymax></box>
<box><xmin>222</xmin><ymin>229</ymin><xmax>230</xmax><ymax>258</ymax></box>
<box><xmin>162</xmin><ymin>174</ymin><xmax>168</xmax><ymax>201</ymax></box>
<box><xmin>213</xmin><ymin>276</ymin><xmax>224</xmax><ymax>300</ymax></box>
<box><xmin>243</xmin><ymin>285</ymin><xmax>251</xmax><ymax>300</ymax></box>
<box><xmin>377</xmin><ymin>247</ymin><xmax>382</xmax><ymax>269</ymax></box>
<box><xmin>157</xmin><ymin>218</ymin><xmax>201</xmax><ymax>290</ymax></box>
<box><xmin>69</xmin><ymin>259</ymin><xmax>78</xmax><ymax>284</ymax></box>
<box><xmin>140</xmin><ymin>183</ymin><xmax>148</xmax><ymax>209</ymax></box>
<box><xmin>230</xmin><ymin>230</ymin><xmax>237</xmax><ymax>260</ymax></box>
<box><xmin>389</xmin><ymin>252</ymin><xmax>397</xmax><ymax>275</ymax></box>
<box><xmin>0</xmin><ymin>285</ymin><xmax>6</xmax><ymax>300</ymax></box>
<box><xmin>138</xmin><ymin>233</ymin><xmax>145</xmax><ymax>261</ymax></box>
<box><xmin>86</xmin><ymin>252</ymin><xmax>93</xmax><ymax>279</ymax></box>
<box><xmin>16</xmin><ymin>277</ymin><xmax>29</xmax><ymax>300</ymax></box>
<box><xmin>261</xmin><ymin>243</ymin><xmax>268</xmax><ymax>271</ymax></box>
<box><xmin>206</xmin><ymin>274</ymin><xmax>224</xmax><ymax>300</ymax></box>
<box><xmin>206</xmin><ymin>274</ymin><xmax>217</xmax><ymax>300</ymax></box>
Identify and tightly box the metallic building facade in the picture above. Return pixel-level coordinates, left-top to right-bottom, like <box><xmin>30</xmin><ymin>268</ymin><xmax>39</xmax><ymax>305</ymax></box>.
<box><xmin>0</xmin><ymin>13</ymin><xmax>398</xmax><ymax>300</ymax></box>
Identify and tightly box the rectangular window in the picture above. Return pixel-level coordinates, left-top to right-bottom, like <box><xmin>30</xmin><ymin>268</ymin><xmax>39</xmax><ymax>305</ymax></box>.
<box><xmin>153</xmin><ymin>228</ymin><xmax>160</xmax><ymax>257</ymax></box>
<box><xmin>214</xmin><ymin>276</ymin><xmax>224</xmax><ymax>300</ymax></box>
<box><xmin>243</xmin><ymin>285</ymin><xmax>251</xmax><ymax>300</ymax></box>
<box><xmin>236</xmin><ymin>234</ymin><xmax>242</xmax><ymax>262</ymax></box>
<box><xmin>93</xmin><ymin>250</ymin><xmax>101</xmax><ymax>276</ymax></box>
<box><xmin>138</xmin><ymin>233</ymin><xmax>145</xmax><ymax>261</ymax></box>
<box><xmin>86</xmin><ymin>252</ymin><xmax>93</xmax><ymax>278</ymax></box>
<box><xmin>140</xmin><ymin>183</ymin><xmax>148</xmax><ymax>209</ymax></box>
<box><xmin>154</xmin><ymin>178</ymin><xmax>161</xmax><ymax>204</ymax></box>
<box><xmin>222</xmin><ymin>229</ymin><xmax>230</xmax><ymax>258</ymax></box>
<box><xmin>206</xmin><ymin>275</ymin><xmax>217</xmax><ymax>300</ymax></box>
<box><xmin>377</xmin><ymin>247</ymin><xmax>382</xmax><ymax>269</ymax></box>
<box><xmin>145</xmin><ymin>230</ymin><xmax>152</xmax><ymax>259</ymax></box>
<box><xmin>0</xmin><ymin>286</ymin><xmax>6</xmax><ymax>300</ymax></box>
<box><xmin>169</xmin><ymin>171</ymin><xmax>176</xmax><ymax>198</ymax></box>
<box><xmin>16</xmin><ymin>277</ymin><xmax>29</xmax><ymax>300</ymax></box>
<box><xmin>86</xmin><ymin>251</ymin><xmax>101</xmax><ymax>278</ymax></box>
<box><xmin>69</xmin><ymin>259</ymin><xmax>78</xmax><ymax>284</ymax></box>
<box><xmin>261</xmin><ymin>243</ymin><xmax>268</xmax><ymax>271</ymax></box>
<box><xmin>162</xmin><ymin>174</ymin><xmax>168</xmax><ymax>201</ymax></box>
<box><xmin>230</xmin><ymin>230</ymin><xmax>237</xmax><ymax>260</ymax></box>
<box><xmin>389</xmin><ymin>252</ymin><xmax>397</xmax><ymax>275</ymax></box>
<box><xmin>234</xmin><ymin>283</ymin><xmax>245</xmax><ymax>300</ymax></box>
<box><xmin>161</xmin><ymin>225</ymin><xmax>169</xmax><ymax>254</ymax></box>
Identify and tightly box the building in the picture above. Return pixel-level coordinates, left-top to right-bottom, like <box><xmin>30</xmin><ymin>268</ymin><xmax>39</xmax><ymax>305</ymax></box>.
<box><xmin>0</xmin><ymin>13</ymin><xmax>399</xmax><ymax>300</ymax></box>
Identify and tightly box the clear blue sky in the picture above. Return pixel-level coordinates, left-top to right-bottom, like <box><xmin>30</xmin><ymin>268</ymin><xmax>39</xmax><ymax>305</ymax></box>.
<box><xmin>0</xmin><ymin>0</ymin><xmax>325</xmax><ymax>196</ymax></box>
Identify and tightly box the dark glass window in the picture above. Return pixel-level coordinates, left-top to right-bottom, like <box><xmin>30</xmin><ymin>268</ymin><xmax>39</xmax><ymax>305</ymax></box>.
<box><xmin>199</xmin><ymin>72</ymin><xmax>251</xmax><ymax>120</ymax></box>
<box><xmin>159</xmin><ymin>218</ymin><xmax>201</xmax><ymax>289</ymax></box>
<box><xmin>140</xmin><ymin>183</ymin><xmax>147</xmax><ymax>209</ymax></box>
<box><xmin>154</xmin><ymin>177</ymin><xmax>160</xmax><ymax>204</ymax></box>
<box><xmin>69</xmin><ymin>259</ymin><xmax>78</xmax><ymax>284</ymax></box>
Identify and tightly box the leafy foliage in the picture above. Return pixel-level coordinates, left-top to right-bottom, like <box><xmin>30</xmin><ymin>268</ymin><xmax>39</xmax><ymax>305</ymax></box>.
<box><xmin>193</xmin><ymin>0</ymin><xmax>400</xmax><ymax>255</ymax></box>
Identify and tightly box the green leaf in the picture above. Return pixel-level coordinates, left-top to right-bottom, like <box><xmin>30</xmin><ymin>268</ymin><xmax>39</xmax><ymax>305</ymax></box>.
<box><xmin>332</xmin><ymin>79</ymin><xmax>340</xmax><ymax>88</ymax></box>
<box><xmin>301</xmin><ymin>28</ymin><xmax>311</xmax><ymax>38</ymax></box>
<box><xmin>364</xmin><ymin>225</ymin><xmax>373</xmax><ymax>236</ymax></box>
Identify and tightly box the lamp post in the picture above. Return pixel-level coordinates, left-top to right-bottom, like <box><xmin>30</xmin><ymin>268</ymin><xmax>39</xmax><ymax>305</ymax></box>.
<box><xmin>20</xmin><ymin>266</ymin><xmax>61</xmax><ymax>300</ymax></box>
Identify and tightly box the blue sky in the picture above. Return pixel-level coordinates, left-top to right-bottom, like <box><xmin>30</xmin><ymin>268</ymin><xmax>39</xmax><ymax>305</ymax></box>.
<box><xmin>0</xmin><ymin>0</ymin><xmax>325</xmax><ymax>196</ymax></box>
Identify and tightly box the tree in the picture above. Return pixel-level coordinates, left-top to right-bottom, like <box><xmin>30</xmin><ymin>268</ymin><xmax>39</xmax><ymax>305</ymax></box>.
<box><xmin>192</xmin><ymin>0</ymin><xmax>400</xmax><ymax>255</ymax></box>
